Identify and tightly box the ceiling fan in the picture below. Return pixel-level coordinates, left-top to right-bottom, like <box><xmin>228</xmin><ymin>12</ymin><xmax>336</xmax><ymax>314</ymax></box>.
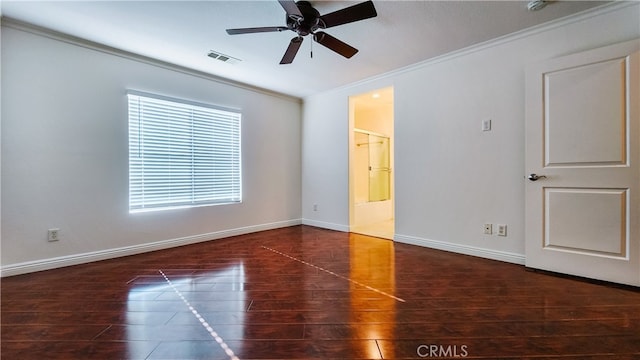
<box><xmin>226</xmin><ymin>0</ymin><xmax>377</xmax><ymax>64</ymax></box>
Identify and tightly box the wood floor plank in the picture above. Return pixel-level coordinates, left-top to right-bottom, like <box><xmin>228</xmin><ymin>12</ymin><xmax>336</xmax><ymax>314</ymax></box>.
<box><xmin>2</xmin><ymin>225</ymin><xmax>639</xmax><ymax>359</ymax></box>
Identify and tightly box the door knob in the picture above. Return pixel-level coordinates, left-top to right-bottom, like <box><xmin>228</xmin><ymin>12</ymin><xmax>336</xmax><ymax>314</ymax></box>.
<box><xmin>527</xmin><ymin>173</ymin><xmax>547</xmax><ymax>181</ymax></box>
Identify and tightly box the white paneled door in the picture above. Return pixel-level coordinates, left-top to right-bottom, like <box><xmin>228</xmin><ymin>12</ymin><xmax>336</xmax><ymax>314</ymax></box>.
<box><xmin>525</xmin><ymin>39</ymin><xmax>640</xmax><ymax>286</ymax></box>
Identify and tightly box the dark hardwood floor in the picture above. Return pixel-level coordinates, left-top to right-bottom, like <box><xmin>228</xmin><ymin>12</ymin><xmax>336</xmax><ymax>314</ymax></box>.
<box><xmin>2</xmin><ymin>225</ymin><xmax>639</xmax><ymax>359</ymax></box>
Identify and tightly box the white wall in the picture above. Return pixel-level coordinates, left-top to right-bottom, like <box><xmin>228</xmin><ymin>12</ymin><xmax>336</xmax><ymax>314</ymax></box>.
<box><xmin>302</xmin><ymin>3</ymin><xmax>640</xmax><ymax>263</ymax></box>
<box><xmin>1</xmin><ymin>24</ymin><xmax>302</xmax><ymax>275</ymax></box>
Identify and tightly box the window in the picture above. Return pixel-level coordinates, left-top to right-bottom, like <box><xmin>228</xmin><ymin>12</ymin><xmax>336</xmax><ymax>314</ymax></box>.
<box><xmin>128</xmin><ymin>92</ymin><xmax>241</xmax><ymax>213</ymax></box>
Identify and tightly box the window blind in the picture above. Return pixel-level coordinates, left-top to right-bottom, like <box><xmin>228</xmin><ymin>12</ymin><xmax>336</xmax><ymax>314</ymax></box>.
<box><xmin>128</xmin><ymin>92</ymin><xmax>241</xmax><ymax>212</ymax></box>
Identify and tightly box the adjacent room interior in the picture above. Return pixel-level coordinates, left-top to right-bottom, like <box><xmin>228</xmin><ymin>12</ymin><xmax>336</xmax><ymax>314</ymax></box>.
<box><xmin>1</xmin><ymin>1</ymin><xmax>639</xmax><ymax>359</ymax></box>
<box><xmin>349</xmin><ymin>86</ymin><xmax>395</xmax><ymax>240</ymax></box>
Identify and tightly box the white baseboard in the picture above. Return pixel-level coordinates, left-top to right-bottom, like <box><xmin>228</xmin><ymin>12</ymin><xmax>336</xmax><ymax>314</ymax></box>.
<box><xmin>0</xmin><ymin>219</ymin><xmax>302</xmax><ymax>277</ymax></box>
<box><xmin>301</xmin><ymin>218</ymin><xmax>350</xmax><ymax>232</ymax></box>
<box><xmin>299</xmin><ymin>221</ymin><xmax>525</xmax><ymax>265</ymax></box>
<box><xmin>394</xmin><ymin>234</ymin><xmax>525</xmax><ymax>265</ymax></box>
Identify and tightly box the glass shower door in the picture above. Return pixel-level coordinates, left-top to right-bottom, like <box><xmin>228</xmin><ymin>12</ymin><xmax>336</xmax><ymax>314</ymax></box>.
<box><xmin>368</xmin><ymin>134</ymin><xmax>390</xmax><ymax>202</ymax></box>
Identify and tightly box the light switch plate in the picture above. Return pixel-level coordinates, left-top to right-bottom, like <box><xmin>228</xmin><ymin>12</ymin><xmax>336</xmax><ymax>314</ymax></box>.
<box><xmin>482</xmin><ymin>119</ymin><xmax>492</xmax><ymax>131</ymax></box>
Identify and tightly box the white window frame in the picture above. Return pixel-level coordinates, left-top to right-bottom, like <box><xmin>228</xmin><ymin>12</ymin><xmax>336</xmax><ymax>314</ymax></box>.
<box><xmin>128</xmin><ymin>91</ymin><xmax>242</xmax><ymax>213</ymax></box>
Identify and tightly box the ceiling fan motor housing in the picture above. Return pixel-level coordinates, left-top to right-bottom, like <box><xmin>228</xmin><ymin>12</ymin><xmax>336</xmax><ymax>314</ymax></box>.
<box><xmin>286</xmin><ymin>1</ymin><xmax>321</xmax><ymax>36</ymax></box>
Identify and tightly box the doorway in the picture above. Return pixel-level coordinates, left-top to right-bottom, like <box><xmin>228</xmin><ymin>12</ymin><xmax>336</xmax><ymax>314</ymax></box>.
<box><xmin>349</xmin><ymin>87</ymin><xmax>394</xmax><ymax>240</ymax></box>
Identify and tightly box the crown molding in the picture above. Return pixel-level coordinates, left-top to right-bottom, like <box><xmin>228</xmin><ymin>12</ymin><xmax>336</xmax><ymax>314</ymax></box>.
<box><xmin>325</xmin><ymin>1</ymin><xmax>639</xmax><ymax>97</ymax></box>
<box><xmin>0</xmin><ymin>16</ymin><xmax>302</xmax><ymax>104</ymax></box>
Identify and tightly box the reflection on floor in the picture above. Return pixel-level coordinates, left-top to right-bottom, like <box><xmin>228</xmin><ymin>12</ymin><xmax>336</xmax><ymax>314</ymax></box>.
<box><xmin>2</xmin><ymin>225</ymin><xmax>640</xmax><ymax>359</ymax></box>
<box><xmin>351</xmin><ymin>219</ymin><xmax>394</xmax><ymax>240</ymax></box>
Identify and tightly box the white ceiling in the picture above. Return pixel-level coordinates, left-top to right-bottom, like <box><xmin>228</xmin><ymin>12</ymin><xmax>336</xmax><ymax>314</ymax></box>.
<box><xmin>1</xmin><ymin>0</ymin><xmax>608</xmax><ymax>98</ymax></box>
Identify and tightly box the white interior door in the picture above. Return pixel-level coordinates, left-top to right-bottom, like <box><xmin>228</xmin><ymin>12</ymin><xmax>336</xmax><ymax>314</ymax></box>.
<box><xmin>525</xmin><ymin>39</ymin><xmax>640</xmax><ymax>286</ymax></box>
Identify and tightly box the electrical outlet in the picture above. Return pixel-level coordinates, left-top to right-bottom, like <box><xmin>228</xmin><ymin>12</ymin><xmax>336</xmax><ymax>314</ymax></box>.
<box><xmin>48</xmin><ymin>228</ymin><xmax>60</xmax><ymax>242</ymax></box>
<box><xmin>497</xmin><ymin>224</ymin><xmax>507</xmax><ymax>237</ymax></box>
<box><xmin>313</xmin><ymin>204</ymin><xmax>318</xmax><ymax>211</ymax></box>
<box><xmin>483</xmin><ymin>223</ymin><xmax>492</xmax><ymax>235</ymax></box>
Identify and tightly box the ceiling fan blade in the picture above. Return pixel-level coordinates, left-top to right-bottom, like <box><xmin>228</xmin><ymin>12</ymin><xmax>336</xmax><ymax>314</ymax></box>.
<box><xmin>278</xmin><ymin>0</ymin><xmax>303</xmax><ymax>18</ymax></box>
<box><xmin>280</xmin><ymin>36</ymin><xmax>303</xmax><ymax>64</ymax></box>
<box><xmin>226</xmin><ymin>26</ymin><xmax>289</xmax><ymax>35</ymax></box>
<box><xmin>319</xmin><ymin>0</ymin><xmax>377</xmax><ymax>29</ymax></box>
<box><xmin>313</xmin><ymin>31</ymin><xmax>358</xmax><ymax>58</ymax></box>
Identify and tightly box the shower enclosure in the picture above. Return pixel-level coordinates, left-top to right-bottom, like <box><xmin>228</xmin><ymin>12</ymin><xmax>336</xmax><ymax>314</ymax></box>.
<box><xmin>354</xmin><ymin>129</ymin><xmax>391</xmax><ymax>204</ymax></box>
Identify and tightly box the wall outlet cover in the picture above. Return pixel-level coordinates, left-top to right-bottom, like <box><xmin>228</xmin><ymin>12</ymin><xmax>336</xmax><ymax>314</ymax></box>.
<box><xmin>48</xmin><ymin>228</ymin><xmax>60</xmax><ymax>242</ymax></box>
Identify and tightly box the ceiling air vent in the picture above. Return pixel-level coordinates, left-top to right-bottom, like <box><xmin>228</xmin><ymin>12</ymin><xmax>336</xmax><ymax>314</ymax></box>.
<box><xmin>207</xmin><ymin>50</ymin><xmax>241</xmax><ymax>64</ymax></box>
